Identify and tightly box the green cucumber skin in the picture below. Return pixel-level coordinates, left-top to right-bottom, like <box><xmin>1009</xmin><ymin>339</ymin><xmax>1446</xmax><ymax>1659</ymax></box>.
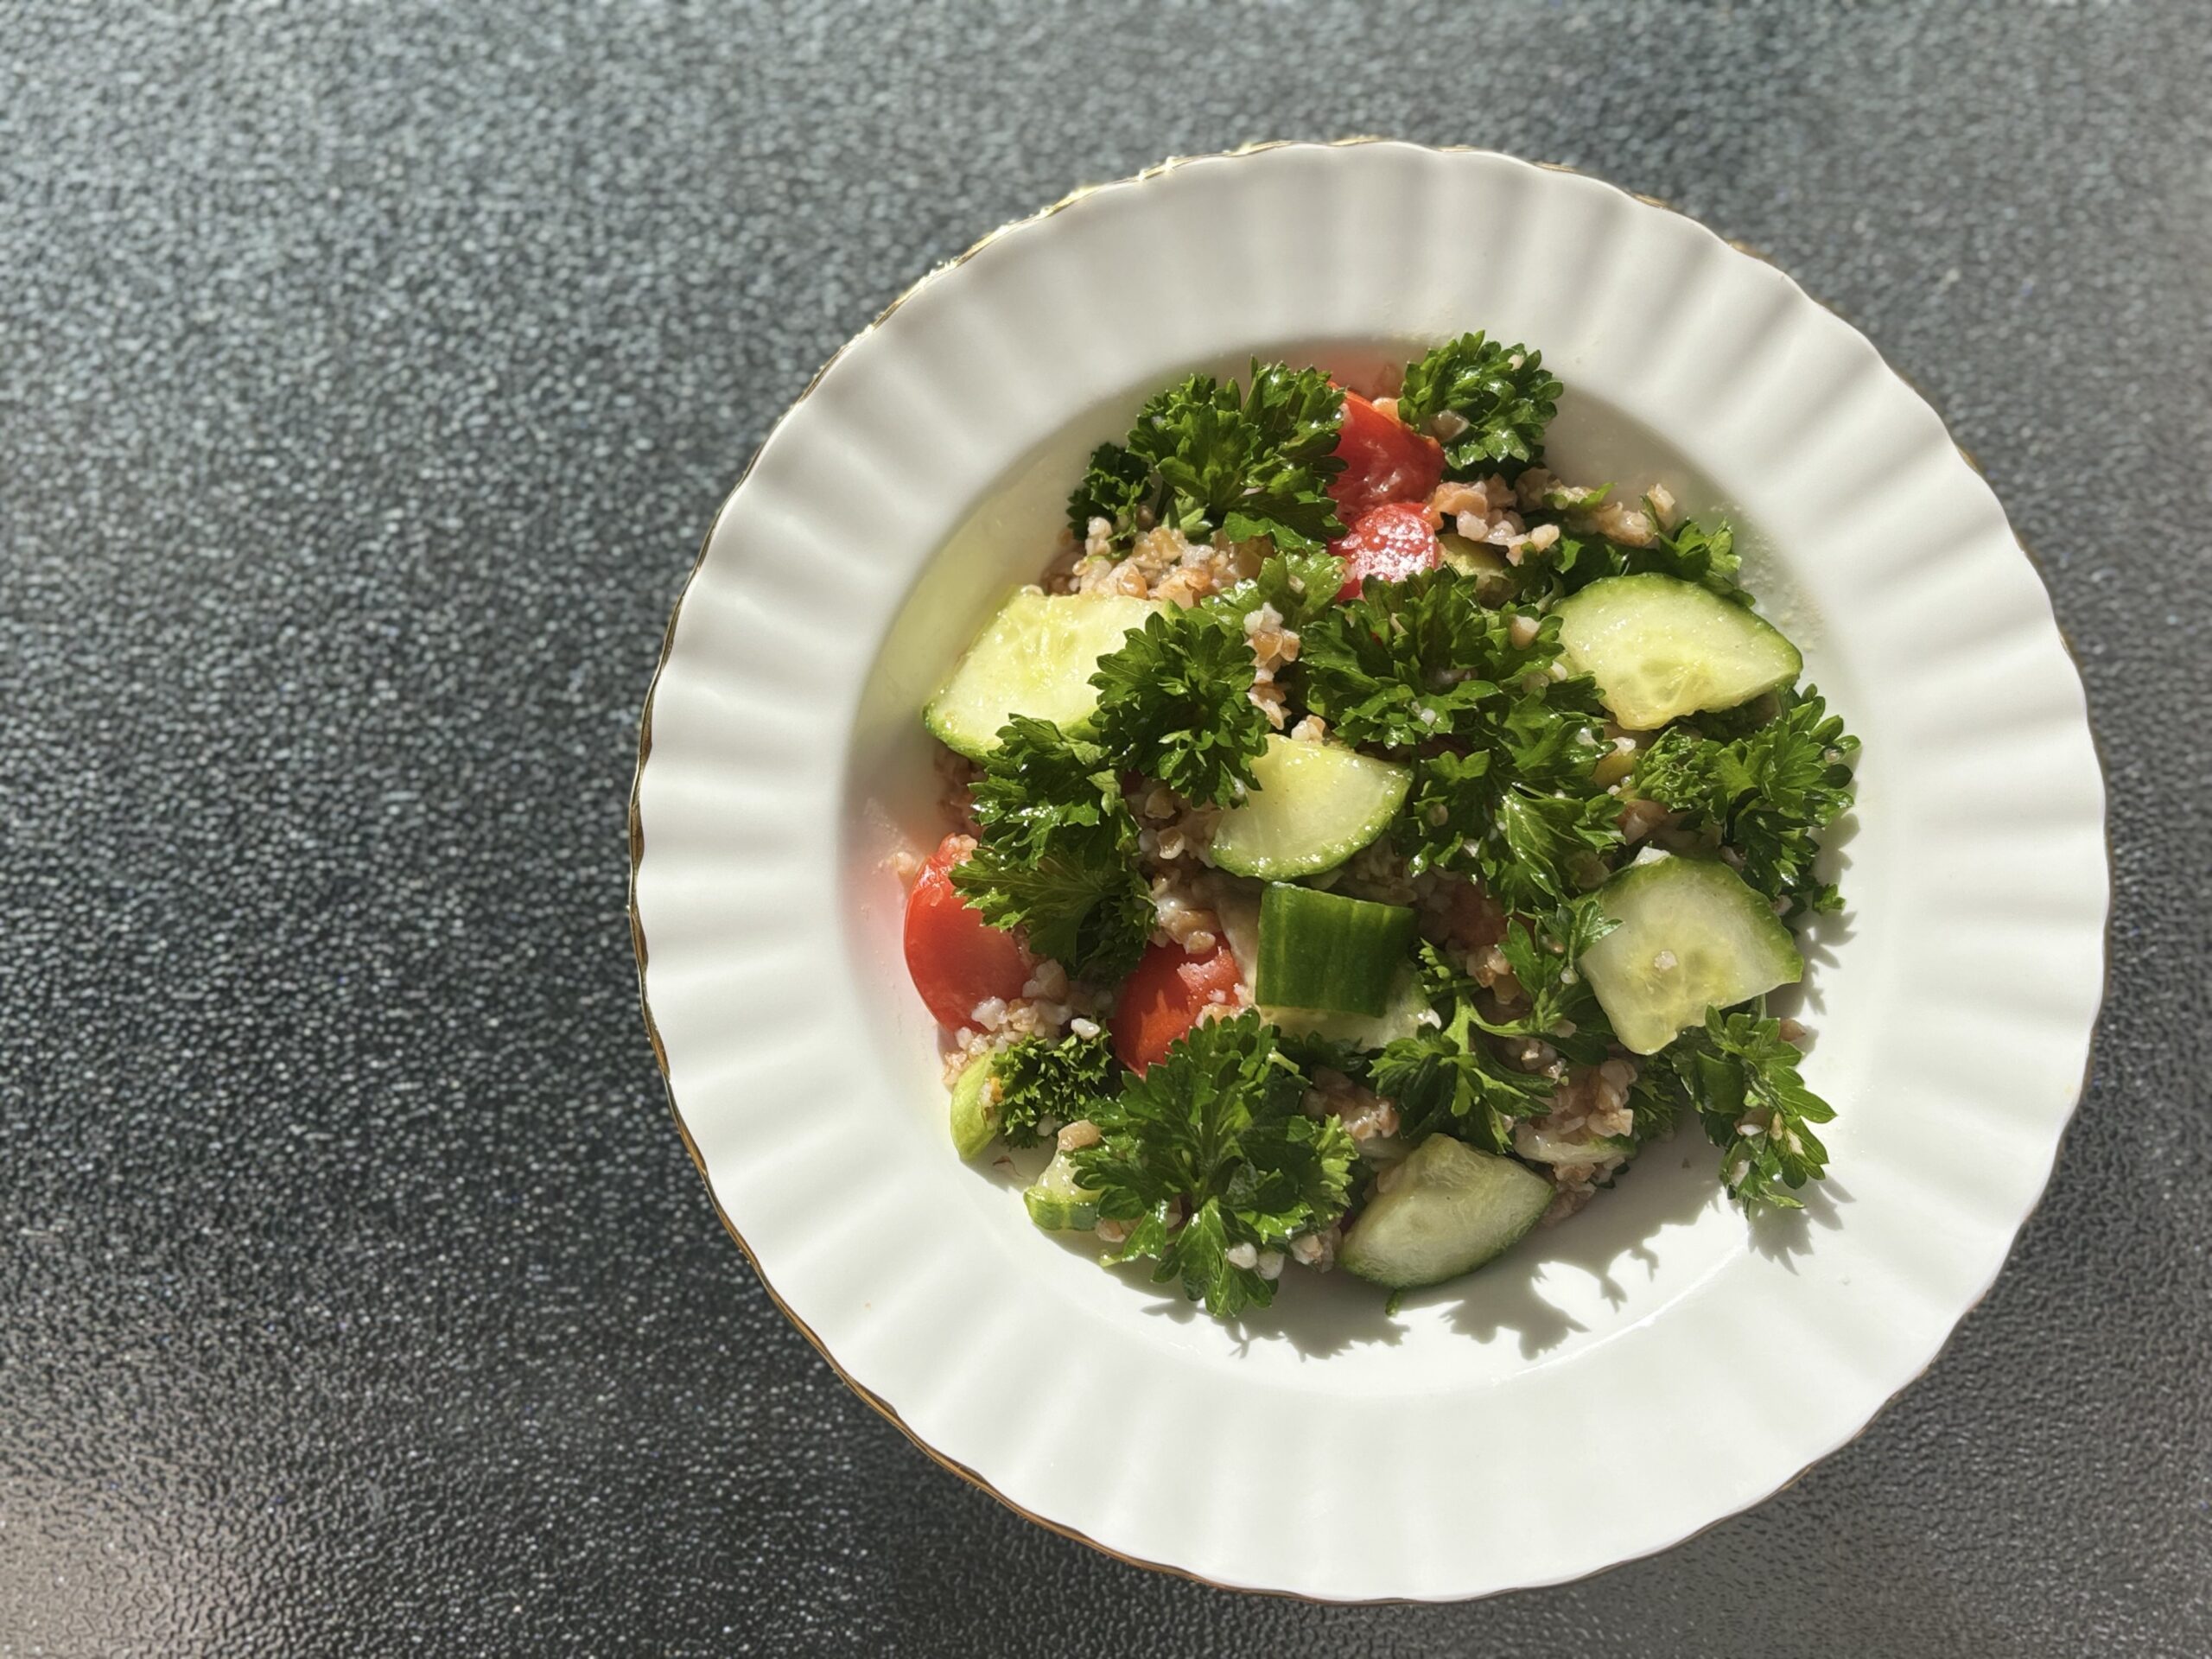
<box><xmin>1514</xmin><ymin>1125</ymin><xmax>1635</xmax><ymax>1166</ymax></box>
<box><xmin>1263</xmin><ymin>966</ymin><xmax>1427</xmax><ymax>1051</ymax></box>
<box><xmin>1022</xmin><ymin>1148</ymin><xmax>1100</xmax><ymax>1232</ymax></box>
<box><xmin>1255</xmin><ymin>883</ymin><xmax>1416</xmax><ymax>1018</ymax></box>
<box><xmin>1554</xmin><ymin>573</ymin><xmax>1802</xmax><ymax>730</ymax></box>
<box><xmin>1022</xmin><ymin>1187</ymin><xmax>1100</xmax><ymax>1232</ymax></box>
<box><xmin>1339</xmin><ymin>1135</ymin><xmax>1554</xmax><ymax>1289</ymax></box>
<box><xmin>1210</xmin><ymin>737</ymin><xmax>1411</xmax><ymax>880</ymax></box>
<box><xmin>948</xmin><ymin>1052</ymin><xmax>998</xmax><ymax>1160</ymax></box>
<box><xmin>1581</xmin><ymin>854</ymin><xmax>1804</xmax><ymax>1054</ymax></box>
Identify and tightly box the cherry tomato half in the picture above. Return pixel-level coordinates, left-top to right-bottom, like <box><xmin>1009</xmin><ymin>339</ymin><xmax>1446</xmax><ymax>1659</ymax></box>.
<box><xmin>903</xmin><ymin>834</ymin><xmax>1031</xmax><ymax>1030</ymax></box>
<box><xmin>1112</xmin><ymin>939</ymin><xmax>1243</xmax><ymax>1074</ymax></box>
<box><xmin>1332</xmin><ymin>500</ymin><xmax>1441</xmax><ymax>600</ymax></box>
<box><xmin>1329</xmin><ymin>391</ymin><xmax>1444</xmax><ymax>523</ymax></box>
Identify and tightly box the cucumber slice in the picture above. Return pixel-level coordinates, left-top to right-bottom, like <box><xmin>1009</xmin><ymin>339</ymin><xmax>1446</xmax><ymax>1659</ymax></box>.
<box><xmin>1022</xmin><ymin>1148</ymin><xmax>1100</xmax><ymax>1232</ymax></box>
<box><xmin>1580</xmin><ymin>853</ymin><xmax>1803</xmax><ymax>1054</ymax></box>
<box><xmin>948</xmin><ymin>1052</ymin><xmax>998</xmax><ymax>1160</ymax></box>
<box><xmin>1513</xmin><ymin>1124</ymin><xmax>1635</xmax><ymax>1166</ymax></box>
<box><xmin>1339</xmin><ymin>1135</ymin><xmax>1553</xmax><ymax>1289</ymax></box>
<box><xmin>1255</xmin><ymin>883</ymin><xmax>1415</xmax><ymax>1018</ymax></box>
<box><xmin>924</xmin><ymin>591</ymin><xmax>1162</xmax><ymax>758</ymax></box>
<box><xmin>1590</xmin><ymin>730</ymin><xmax>1645</xmax><ymax>790</ymax></box>
<box><xmin>1439</xmin><ymin>532</ymin><xmax>1516</xmax><ymax>599</ymax></box>
<box><xmin>1265</xmin><ymin>966</ymin><xmax>1427</xmax><ymax>1051</ymax></box>
<box><xmin>1554</xmin><ymin>573</ymin><xmax>1802</xmax><ymax>731</ymax></box>
<box><xmin>1211</xmin><ymin>735</ymin><xmax>1411</xmax><ymax>879</ymax></box>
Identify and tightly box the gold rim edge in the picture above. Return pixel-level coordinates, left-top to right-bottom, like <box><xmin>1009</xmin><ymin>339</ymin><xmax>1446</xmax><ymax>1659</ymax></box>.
<box><xmin>623</xmin><ymin>137</ymin><xmax>2114</xmax><ymax>1604</ymax></box>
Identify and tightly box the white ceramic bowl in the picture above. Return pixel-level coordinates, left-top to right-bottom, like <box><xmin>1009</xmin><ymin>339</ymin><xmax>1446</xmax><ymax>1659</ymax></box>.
<box><xmin>629</xmin><ymin>142</ymin><xmax>2107</xmax><ymax>1601</ymax></box>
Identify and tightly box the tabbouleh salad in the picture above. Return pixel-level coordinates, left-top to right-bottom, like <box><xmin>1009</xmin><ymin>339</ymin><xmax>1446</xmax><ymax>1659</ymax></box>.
<box><xmin>895</xmin><ymin>336</ymin><xmax>1857</xmax><ymax>1320</ymax></box>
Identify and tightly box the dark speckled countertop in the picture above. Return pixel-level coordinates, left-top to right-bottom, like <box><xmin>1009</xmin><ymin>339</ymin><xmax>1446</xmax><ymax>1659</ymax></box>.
<box><xmin>3</xmin><ymin>3</ymin><xmax>2208</xmax><ymax>1654</ymax></box>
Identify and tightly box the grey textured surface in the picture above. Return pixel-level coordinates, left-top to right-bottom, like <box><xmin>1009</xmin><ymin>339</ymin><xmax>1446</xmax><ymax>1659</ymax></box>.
<box><xmin>2</xmin><ymin>2</ymin><xmax>2207</xmax><ymax>1653</ymax></box>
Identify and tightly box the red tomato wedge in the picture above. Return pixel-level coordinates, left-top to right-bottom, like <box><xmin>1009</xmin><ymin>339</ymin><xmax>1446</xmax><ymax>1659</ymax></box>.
<box><xmin>1331</xmin><ymin>500</ymin><xmax>1442</xmax><ymax>600</ymax></box>
<box><xmin>1329</xmin><ymin>391</ymin><xmax>1444</xmax><ymax>523</ymax></box>
<box><xmin>903</xmin><ymin>834</ymin><xmax>1031</xmax><ymax>1030</ymax></box>
<box><xmin>1112</xmin><ymin>940</ymin><xmax>1243</xmax><ymax>1074</ymax></box>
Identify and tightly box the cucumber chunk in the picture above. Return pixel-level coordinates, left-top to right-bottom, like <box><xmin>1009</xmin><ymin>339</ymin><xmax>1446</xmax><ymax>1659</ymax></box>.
<box><xmin>1513</xmin><ymin>1124</ymin><xmax>1635</xmax><ymax>1166</ymax></box>
<box><xmin>1554</xmin><ymin>573</ymin><xmax>1802</xmax><ymax>731</ymax></box>
<box><xmin>1590</xmin><ymin>729</ymin><xmax>1646</xmax><ymax>789</ymax></box>
<box><xmin>1265</xmin><ymin>966</ymin><xmax>1427</xmax><ymax>1051</ymax></box>
<box><xmin>1580</xmin><ymin>853</ymin><xmax>1803</xmax><ymax>1054</ymax></box>
<box><xmin>1022</xmin><ymin>1148</ymin><xmax>1100</xmax><ymax>1232</ymax></box>
<box><xmin>1339</xmin><ymin>1135</ymin><xmax>1553</xmax><ymax>1289</ymax></box>
<box><xmin>1438</xmin><ymin>532</ymin><xmax>1516</xmax><ymax>601</ymax></box>
<box><xmin>948</xmin><ymin>1051</ymin><xmax>998</xmax><ymax>1160</ymax></box>
<box><xmin>1255</xmin><ymin>883</ymin><xmax>1415</xmax><ymax>1018</ymax></box>
<box><xmin>924</xmin><ymin>590</ymin><xmax>1162</xmax><ymax>758</ymax></box>
<box><xmin>1211</xmin><ymin>735</ymin><xmax>1411</xmax><ymax>879</ymax></box>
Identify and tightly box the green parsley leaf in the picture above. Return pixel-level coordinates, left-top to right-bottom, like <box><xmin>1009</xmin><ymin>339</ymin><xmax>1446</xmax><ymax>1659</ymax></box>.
<box><xmin>1066</xmin><ymin>363</ymin><xmax>1347</xmax><ymax>554</ymax></box>
<box><xmin>1400</xmin><ymin>748</ymin><xmax>1494</xmax><ymax>872</ymax></box>
<box><xmin>1547</xmin><ymin>512</ymin><xmax>1747</xmax><ymax>603</ymax></box>
<box><xmin>1625</xmin><ymin>1065</ymin><xmax>1686</xmax><ymax>1146</ymax></box>
<box><xmin>1493</xmin><ymin>678</ymin><xmax>1614</xmax><ymax>791</ymax></box>
<box><xmin>1646</xmin><ymin>513</ymin><xmax>1745</xmax><ymax>597</ymax></box>
<box><xmin>962</xmin><ymin>716</ymin><xmax>1121</xmax><ymax>863</ymax></box>
<box><xmin>1473</xmin><ymin>901</ymin><xmax>1620</xmax><ymax>1066</ymax></box>
<box><xmin>954</xmin><ymin>851</ymin><xmax>1152</xmax><ymax>985</ymax></box>
<box><xmin>1395</xmin><ymin>333</ymin><xmax>1561</xmax><ymax>478</ymax></box>
<box><xmin>1268</xmin><ymin>1027</ymin><xmax>1371</xmax><ymax>1088</ymax></box>
<box><xmin>1403</xmin><ymin>746</ymin><xmax>1619</xmax><ymax>910</ymax></box>
<box><xmin>1202</xmin><ymin>549</ymin><xmax>1346</xmax><ymax>634</ymax></box>
<box><xmin>1305</xmin><ymin>574</ymin><xmax>1622</xmax><ymax>906</ymax></box>
<box><xmin>1066</xmin><ymin>442</ymin><xmax>1154</xmax><ymax>543</ymax></box>
<box><xmin>1089</xmin><ymin>607</ymin><xmax>1272</xmax><ymax>807</ymax></box>
<box><xmin>1487</xmin><ymin>788</ymin><xmax>1624</xmax><ymax>913</ymax></box>
<box><xmin>951</xmin><ymin>716</ymin><xmax>1154</xmax><ymax>981</ymax></box>
<box><xmin>991</xmin><ymin>1029</ymin><xmax>1118</xmax><ymax>1149</ymax></box>
<box><xmin>1641</xmin><ymin>1011</ymin><xmax>1836</xmax><ymax>1208</ymax></box>
<box><xmin>1632</xmin><ymin>686</ymin><xmax>1859</xmax><ymax>918</ymax></box>
<box><xmin>1297</xmin><ymin>568</ymin><xmax>1553</xmax><ymax>750</ymax></box>
<box><xmin>1370</xmin><ymin>944</ymin><xmax>1554</xmax><ymax>1151</ymax></box>
<box><xmin>1072</xmin><ymin>1011</ymin><xmax>1356</xmax><ymax>1319</ymax></box>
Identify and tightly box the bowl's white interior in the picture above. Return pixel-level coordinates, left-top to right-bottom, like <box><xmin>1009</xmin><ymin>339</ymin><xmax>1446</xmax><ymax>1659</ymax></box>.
<box><xmin>840</xmin><ymin>344</ymin><xmax>1859</xmax><ymax>1389</ymax></box>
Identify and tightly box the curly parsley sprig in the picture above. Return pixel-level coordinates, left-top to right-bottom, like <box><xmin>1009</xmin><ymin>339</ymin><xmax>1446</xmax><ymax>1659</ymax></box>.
<box><xmin>1395</xmin><ymin>333</ymin><xmax>1561</xmax><ymax>478</ymax></box>
<box><xmin>1299</xmin><ymin>568</ymin><xmax>1622</xmax><ymax>907</ymax></box>
<box><xmin>1370</xmin><ymin>944</ymin><xmax>1555</xmax><ymax>1152</ymax></box>
<box><xmin>990</xmin><ymin>1029</ymin><xmax>1118</xmax><ymax>1148</ymax></box>
<box><xmin>1068</xmin><ymin>363</ymin><xmax>1347</xmax><ymax>554</ymax></box>
<box><xmin>1548</xmin><ymin>512</ymin><xmax>1747</xmax><ymax>604</ymax></box>
<box><xmin>1089</xmin><ymin>607</ymin><xmax>1273</xmax><ymax>808</ymax></box>
<box><xmin>1072</xmin><ymin>1012</ymin><xmax>1357</xmax><ymax>1319</ymax></box>
<box><xmin>1202</xmin><ymin>549</ymin><xmax>1346</xmax><ymax>634</ymax></box>
<box><xmin>1296</xmin><ymin>567</ymin><xmax>1557</xmax><ymax>750</ymax></box>
<box><xmin>1637</xmin><ymin>1011</ymin><xmax>1836</xmax><ymax>1208</ymax></box>
<box><xmin>950</xmin><ymin>716</ymin><xmax>1154</xmax><ymax>982</ymax></box>
<box><xmin>1632</xmin><ymin>686</ymin><xmax>1859</xmax><ymax>918</ymax></box>
<box><xmin>1471</xmin><ymin>901</ymin><xmax>1621</xmax><ymax>1068</ymax></box>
